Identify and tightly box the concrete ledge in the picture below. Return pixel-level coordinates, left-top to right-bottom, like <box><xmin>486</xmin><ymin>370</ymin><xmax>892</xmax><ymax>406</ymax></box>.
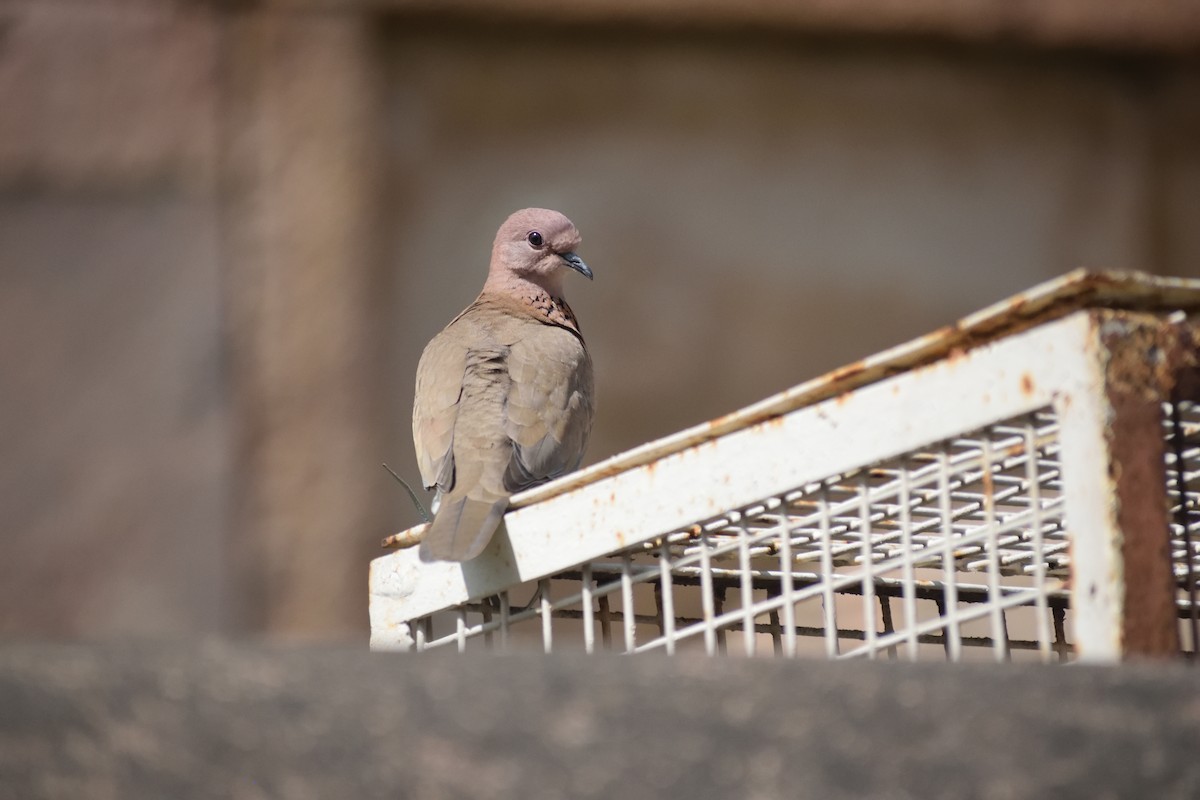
<box><xmin>1</xmin><ymin>643</ymin><xmax>1198</xmax><ymax>798</ymax></box>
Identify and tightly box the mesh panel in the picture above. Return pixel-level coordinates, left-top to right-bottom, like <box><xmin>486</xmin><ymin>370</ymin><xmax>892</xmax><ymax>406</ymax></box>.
<box><xmin>1166</xmin><ymin>399</ymin><xmax>1200</xmax><ymax>657</ymax></box>
<box><xmin>409</xmin><ymin>409</ymin><xmax>1072</xmax><ymax>661</ymax></box>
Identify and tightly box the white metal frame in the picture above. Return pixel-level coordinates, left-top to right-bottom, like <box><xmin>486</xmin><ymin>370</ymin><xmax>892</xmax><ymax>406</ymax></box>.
<box><xmin>371</xmin><ymin>272</ymin><xmax>1200</xmax><ymax>661</ymax></box>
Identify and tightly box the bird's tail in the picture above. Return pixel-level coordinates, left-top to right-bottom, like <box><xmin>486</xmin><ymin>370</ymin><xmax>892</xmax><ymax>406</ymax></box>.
<box><xmin>419</xmin><ymin>493</ymin><xmax>508</xmax><ymax>562</ymax></box>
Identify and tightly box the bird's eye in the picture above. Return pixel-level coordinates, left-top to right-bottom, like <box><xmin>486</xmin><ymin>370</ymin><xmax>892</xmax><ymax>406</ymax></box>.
<box><xmin>527</xmin><ymin>231</ymin><xmax>544</xmax><ymax>249</ymax></box>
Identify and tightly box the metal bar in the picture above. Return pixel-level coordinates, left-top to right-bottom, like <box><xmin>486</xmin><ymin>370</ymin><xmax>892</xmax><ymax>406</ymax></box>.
<box><xmin>938</xmin><ymin>446</ymin><xmax>963</xmax><ymax>660</ymax></box>
<box><xmin>738</xmin><ymin>518</ymin><xmax>755</xmax><ymax>657</ymax></box>
<box><xmin>982</xmin><ymin>436</ymin><xmax>1008</xmax><ymax>662</ymax></box>
<box><xmin>1025</xmin><ymin>414</ymin><xmax>1053</xmax><ymax>661</ymax></box>
<box><xmin>581</xmin><ymin>564</ymin><xmax>595</xmax><ymax>654</ymax></box>
<box><xmin>779</xmin><ymin>510</ymin><xmax>797</xmax><ymax>658</ymax></box>
<box><xmin>660</xmin><ymin>541</ymin><xmax>676</xmax><ymax>655</ymax></box>
<box><xmin>859</xmin><ymin>472</ymin><xmax>877</xmax><ymax>658</ymax></box>
<box><xmin>621</xmin><ymin>554</ymin><xmax>636</xmax><ymax>653</ymax></box>
<box><xmin>819</xmin><ymin>485</ymin><xmax>840</xmax><ymax>657</ymax></box>
<box><xmin>700</xmin><ymin>532</ymin><xmax>717</xmax><ymax>656</ymax></box>
<box><xmin>539</xmin><ymin>580</ymin><xmax>552</xmax><ymax>654</ymax></box>
<box><xmin>898</xmin><ymin>457</ymin><xmax>918</xmax><ymax>660</ymax></box>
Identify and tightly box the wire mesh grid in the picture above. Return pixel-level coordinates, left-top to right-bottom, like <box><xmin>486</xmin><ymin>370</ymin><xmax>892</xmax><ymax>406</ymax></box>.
<box><xmin>407</xmin><ymin>409</ymin><xmax>1077</xmax><ymax>661</ymax></box>
<box><xmin>1166</xmin><ymin>398</ymin><xmax>1200</xmax><ymax>656</ymax></box>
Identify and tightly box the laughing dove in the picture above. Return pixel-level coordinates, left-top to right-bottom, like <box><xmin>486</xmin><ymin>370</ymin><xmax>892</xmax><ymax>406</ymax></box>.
<box><xmin>413</xmin><ymin>208</ymin><xmax>595</xmax><ymax>562</ymax></box>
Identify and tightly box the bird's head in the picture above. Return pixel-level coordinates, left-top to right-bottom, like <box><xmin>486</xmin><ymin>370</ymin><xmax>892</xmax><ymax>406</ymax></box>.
<box><xmin>488</xmin><ymin>208</ymin><xmax>592</xmax><ymax>297</ymax></box>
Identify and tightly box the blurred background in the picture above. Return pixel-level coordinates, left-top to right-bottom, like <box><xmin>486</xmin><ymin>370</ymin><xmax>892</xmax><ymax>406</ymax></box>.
<box><xmin>1</xmin><ymin>0</ymin><xmax>1197</xmax><ymax>642</ymax></box>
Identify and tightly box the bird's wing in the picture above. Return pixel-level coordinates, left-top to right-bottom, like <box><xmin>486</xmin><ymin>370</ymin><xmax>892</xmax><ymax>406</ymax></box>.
<box><xmin>412</xmin><ymin>326</ymin><xmax>469</xmax><ymax>492</ymax></box>
<box><xmin>502</xmin><ymin>324</ymin><xmax>595</xmax><ymax>492</ymax></box>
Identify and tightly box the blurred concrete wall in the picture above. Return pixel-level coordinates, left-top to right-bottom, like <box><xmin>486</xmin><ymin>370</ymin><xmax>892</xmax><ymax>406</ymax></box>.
<box><xmin>0</xmin><ymin>2</ymin><xmax>225</xmax><ymax>636</ymax></box>
<box><xmin>1</xmin><ymin>0</ymin><xmax>1198</xmax><ymax>640</ymax></box>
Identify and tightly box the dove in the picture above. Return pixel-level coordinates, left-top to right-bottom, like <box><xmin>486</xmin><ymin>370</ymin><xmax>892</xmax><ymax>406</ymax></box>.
<box><xmin>413</xmin><ymin>208</ymin><xmax>595</xmax><ymax>562</ymax></box>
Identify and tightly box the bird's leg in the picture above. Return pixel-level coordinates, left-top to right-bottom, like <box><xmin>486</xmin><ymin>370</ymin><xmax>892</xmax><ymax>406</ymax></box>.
<box><xmin>382</xmin><ymin>463</ymin><xmax>431</xmax><ymax>522</ymax></box>
<box><xmin>380</xmin><ymin>463</ymin><xmax>433</xmax><ymax>549</ymax></box>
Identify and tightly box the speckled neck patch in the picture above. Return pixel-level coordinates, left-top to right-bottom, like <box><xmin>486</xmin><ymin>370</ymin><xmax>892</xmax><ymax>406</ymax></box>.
<box><xmin>527</xmin><ymin>290</ymin><xmax>581</xmax><ymax>334</ymax></box>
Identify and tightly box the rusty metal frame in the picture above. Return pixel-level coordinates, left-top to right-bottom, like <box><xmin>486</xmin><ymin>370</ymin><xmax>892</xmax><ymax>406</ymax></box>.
<box><xmin>1056</xmin><ymin>312</ymin><xmax>1184</xmax><ymax>660</ymax></box>
<box><xmin>370</xmin><ymin>272</ymin><xmax>1200</xmax><ymax>660</ymax></box>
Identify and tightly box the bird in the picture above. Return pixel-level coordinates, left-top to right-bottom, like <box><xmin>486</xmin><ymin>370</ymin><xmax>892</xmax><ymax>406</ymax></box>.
<box><xmin>412</xmin><ymin>208</ymin><xmax>595</xmax><ymax>562</ymax></box>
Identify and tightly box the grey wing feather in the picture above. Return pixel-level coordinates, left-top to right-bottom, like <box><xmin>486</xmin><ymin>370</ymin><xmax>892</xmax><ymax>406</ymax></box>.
<box><xmin>502</xmin><ymin>329</ymin><xmax>595</xmax><ymax>492</ymax></box>
<box><xmin>412</xmin><ymin>330</ymin><xmax>468</xmax><ymax>492</ymax></box>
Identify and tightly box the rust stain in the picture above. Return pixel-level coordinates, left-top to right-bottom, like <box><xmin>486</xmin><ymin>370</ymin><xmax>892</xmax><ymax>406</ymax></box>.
<box><xmin>380</xmin><ymin>522</ymin><xmax>429</xmax><ymax>549</ymax></box>
<box><xmin>707</xmin><ymin>406</ymin><xmax>753</xmax><ymax>432</ymax></box>
<box><xmin>1020</xmin><ymin>373</ymin><xmax>1035</xmax><ymax>396</ymax></box>
<box><xmin>1100</xmin><ymin>312</ymin><xmax>1181</xmax><ymax>657</ymax></box>
<box><xmin>1102</xmin><ymin>313</ymin><xmax>1176</xmax><ymax>402</ymax></box>
<box><xmin>1166</xmin><ymin>318</ymin><xmax>1200</xmax><ymax>398</ymax></box>
<box><xmin>828</xmin><ymin>358</ymin><xmax>869</xmax><ymax>384</ymax></box>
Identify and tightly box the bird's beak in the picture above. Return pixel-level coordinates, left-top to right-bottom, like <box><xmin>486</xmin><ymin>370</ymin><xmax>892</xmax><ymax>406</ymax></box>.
<box><xmin>560</xmin><ymin>252</ymin><xmax>593</xmax><ymax>280</ymax></box>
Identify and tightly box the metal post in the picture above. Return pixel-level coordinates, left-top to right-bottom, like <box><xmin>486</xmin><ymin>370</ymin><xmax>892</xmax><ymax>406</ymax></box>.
<box><xmin>1058</xmin><ymin>311</ymin><xmax>1180</xmax><ymax>660</ymax></box>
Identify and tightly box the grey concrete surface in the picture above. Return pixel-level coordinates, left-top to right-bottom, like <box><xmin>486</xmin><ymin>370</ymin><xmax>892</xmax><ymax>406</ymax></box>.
<box><xmin>0</xmin><ymin>643</ymin><xmax>1197</xmax><ymax>799</ymax></box>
